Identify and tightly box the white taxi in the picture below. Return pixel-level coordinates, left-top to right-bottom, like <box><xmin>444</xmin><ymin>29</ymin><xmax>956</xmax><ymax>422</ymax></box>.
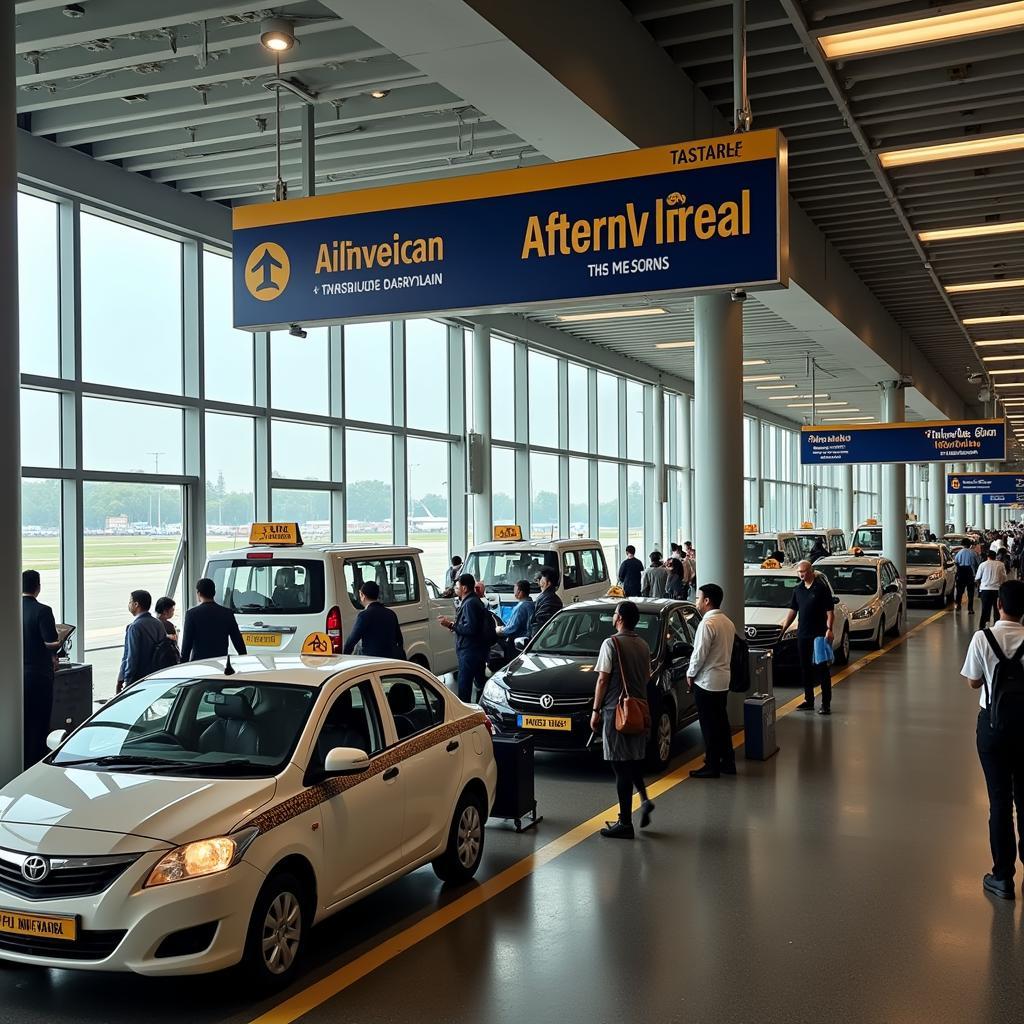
<box><xmin>0</xmin><ymin>648</ymin><xmax>496</xmax><ymax>984</ymax></box>
<box><xmin>815</xmin><ymin>554</ymin><xmax>907</xmax><ymax>647</ymax></box>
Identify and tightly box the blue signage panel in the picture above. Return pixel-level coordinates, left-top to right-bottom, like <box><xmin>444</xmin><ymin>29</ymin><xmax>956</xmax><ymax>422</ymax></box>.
<box><xmin>950</xmin><ymin>472</ymin><xmax>1024</xmax><ymax>495</ymax></box>
<box><xmin>800</xmin><ymin>419</ymin><xmax>1006</xmax><ymax>466</ymax></box>
<box><xmin>983</xmin><ymin>493</ymin><xmax>1024</xmax><ymax>505</ymax></box>
<box><xmin>232</xmin><ymin>129</ymin><xmax>787</xmax><ymax>329</ymax></box>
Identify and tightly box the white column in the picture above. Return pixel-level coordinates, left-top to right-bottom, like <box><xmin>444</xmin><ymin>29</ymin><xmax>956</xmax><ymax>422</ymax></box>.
<box><xmin>694</xmin><ymin>293</ymin><xmax>744</xmax><ymax>628</ymax></box>
<box><xmin>881</xmin><ymin>382</ymin><xmax>906</xmax><ymax>580</ymax></box>
<box><xmin>652</xmin><ymin>383</ymin><xmax>666</xmax><ymax>551</ymax></box>
<box><xmin>470</xmin><ymin>325</ymin><xmax>492</xmax><ymax>545</ymax></box>
<box><xmin>680</xmin><ymin>394</ymin><xmax>693</xmax><ymax>546</ymax></box>
<box><xmin>929</xmin><ymin>463</ymin><xmax>946</xmax><ymax>537</ymax></box>
<box><xmin>953</xmin><ymin>463</ymin><xmax>967</xmax><ymax>533</ymax></box>
<box><xmin>840</xmin><ymin>464</ymin><xmax>854</xmax><ymax>542</ymax></box>
<box><xmin>0</xmin><ymin>2</ymin><xmax>22</xmax><ymax>783</ymax></box>
<box><xmin>985</xmin><ymin>462</ymin><xmax>998</xmax><ymax>531</ymax></box>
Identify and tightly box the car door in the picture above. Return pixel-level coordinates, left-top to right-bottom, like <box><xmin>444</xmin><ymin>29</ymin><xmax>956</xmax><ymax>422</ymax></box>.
<box><xmin>561</xmin><ymin>551</ymin><xmax>583</xmax><ymax>603</ymax></box>
<box><xmin>663</xmin><ymin>610</ymin><xmax>696</xmax><ymax>721</ymax></box>
<box><xmin>377</xmin><ymin>672</ymin><xmax>463</xmax><ymax>861</ymax></box>
<box><xmin>311</xmin><ymin>679</ymin><xmax>406</xmax><ymax>906</ymax></box>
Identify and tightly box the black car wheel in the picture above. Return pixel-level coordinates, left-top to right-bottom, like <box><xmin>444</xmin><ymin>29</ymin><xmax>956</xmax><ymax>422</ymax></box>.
<box><xmin>874</xmin><ymin>616</ymin><xmax>886</xmax><ymax>650</ymax></box>
<box><xmin>647</xmin><ymin>702</ymin><xmax>674</xmax><ymax>771</ymax></box>
<box><xmin>432</xmin><ymin>787</ymin><xmax>486</xmax><ymax>884</ymax></box>
<box><xmin>242</xmin><ymin>871</ymin><xmax>309</xmax><ymax>989</ymax></box>
<box><xmin>834</xmin><ymin>627</ymin><xmax>850</xmax><ymax>666</ymax></box>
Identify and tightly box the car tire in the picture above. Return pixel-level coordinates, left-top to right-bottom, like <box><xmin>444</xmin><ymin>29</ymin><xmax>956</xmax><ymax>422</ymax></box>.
<box><xmin>891</xmin><ymin>607</ymin><xmax>903</xmax><ymax>636</ymax></box>
<box><xmin>874</xmin><ymin>616</ymin><xmax>886</xmax><ymax>650</ymax></box>
<box><xmin>241</xmin><ymin>871</ymin><xmax>309</xmax><ymax>990</ymax></box>
<box><xmin>834</xmin><ymin>627</ymin><xmax>850</xmax><ymax>665</ymax></box>
<box><xmin>432</xmin><ymin>788</ymin><xmax>486</xmax><ymax>885</ymax></box>
<box><xmin>647</xmin><ymin>701</ymin><xmax>675</xmax><ymax>771</ymax></box>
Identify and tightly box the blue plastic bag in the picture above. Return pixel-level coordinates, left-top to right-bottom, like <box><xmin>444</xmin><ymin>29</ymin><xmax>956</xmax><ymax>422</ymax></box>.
<box><xmin>813</xmin><ymin>635</ymin><xmax>834</xmax><ymax>666</ymax></box>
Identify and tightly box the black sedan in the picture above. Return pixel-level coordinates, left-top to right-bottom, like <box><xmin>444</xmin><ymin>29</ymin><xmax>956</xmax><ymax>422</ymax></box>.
<box><xmin>479</xmin><ymin>598</ymin><xmax>701</xmax><ymax>770</ymax></box>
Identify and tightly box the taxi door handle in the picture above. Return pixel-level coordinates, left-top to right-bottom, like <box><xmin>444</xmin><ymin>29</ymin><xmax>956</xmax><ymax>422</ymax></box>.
<box><xmin>446</xmin><ymin>740</ymin><xmax>460</xmax><ymax>753</ymax></box>
<box><xmin>383</xmin><ymin>767</ymin><xmax>400</xmax><ymax>782</ymax></box>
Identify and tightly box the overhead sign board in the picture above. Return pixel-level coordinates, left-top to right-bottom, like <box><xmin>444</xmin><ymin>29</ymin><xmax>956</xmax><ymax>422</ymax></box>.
<box><xmin>800</xmin><ymin>419</ymin><xmax>1006</xmax><ymax>466</ymax></box>
<box><xmin>947</xmin><ymin>472</ymin><xmax>1024</xmax><ymax>495</ymax></box>
<box><xmin>983</xmin><ymin>493</ymin><xmax>1024</xmax><ymax>505</ymax></box>
<box><xmin>232</xmin><ymin>129</ymin><xmax>788</xmax><ymax>329</ymax></box>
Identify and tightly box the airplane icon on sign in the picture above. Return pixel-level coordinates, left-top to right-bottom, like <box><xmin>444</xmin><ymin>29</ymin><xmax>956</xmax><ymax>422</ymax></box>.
<box><xmin>249</xmin><ymin>247</ymin><xmax>285</xmax><ymax>292</ymax></box>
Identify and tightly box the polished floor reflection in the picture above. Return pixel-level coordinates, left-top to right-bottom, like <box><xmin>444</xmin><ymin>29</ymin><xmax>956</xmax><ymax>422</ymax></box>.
<box><xmin>2</xmin><ymin>607</ymin><xmax>1021</xmax><ymax>1024</ymax></box>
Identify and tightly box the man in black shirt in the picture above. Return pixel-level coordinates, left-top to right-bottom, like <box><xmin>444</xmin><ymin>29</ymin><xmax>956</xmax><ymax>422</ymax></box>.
<box><xmin>343</xmin><ymin>580</ymin><xmax>405</xmax><ymax>658</ymax></box>
<box><xmin>180</xmin><ymin>578</ymin><xmax>247</xmax><ymax>662</ymax></box>
<box><xmin>22</xmin><ymin>570</ymin><xmax>60</xmax><ymax>769</ymax></box>
<box><xmin>532</xmin><ymin>566</ymin><xmax>563</xmax><ymax>635</ymax></box>
<box><xmin>617</xmin><ymin>545</ymin><xmax>643</xmax><ymax>597</ymax></box>
<box><xmin>780</xmin><ymin>560</ymin><xmax>835</xmax><ymax>715</ymax></box>
<box><xmin>438</xmin><ymin>573</ymin><xmax>492</xmax><ymax>702</ymax></box>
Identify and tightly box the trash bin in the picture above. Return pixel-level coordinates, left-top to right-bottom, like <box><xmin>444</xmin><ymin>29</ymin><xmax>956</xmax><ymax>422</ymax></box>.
<box><xmin>50</xmin><ymin>662</ymin><xmax>94</xmax><ymax>734</ymax></box>
<box><xmin>744</xmin><ymin>694</ymin><xmax>778</xmax><ymax>761</ymax></box>
<box><xmin>748</xmin><ymin>648</ymin><xmax>774</xmax><ymax>697</ymax></box>
<box><xmin>490</xmin><ymin>732</ymin><xmax>542</xmax><ymax>832</ymax></box>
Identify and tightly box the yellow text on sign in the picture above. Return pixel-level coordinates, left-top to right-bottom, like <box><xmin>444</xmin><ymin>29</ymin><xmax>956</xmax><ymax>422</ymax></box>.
<box><xmin>249</xmin><ymin>522</ymin><xmax>303</xmax><ymax>545</ymax></box>
<box><xmin>0</xmin><ymin>911</ymin><xmax>77</xmax><ymax>941</ymax></box>
<box><xmin>243</xmin><ymin>632</ymin><xmax>281</xmax><ymax>648</ymax></box>
<box><xmin>518</xmin><ymin>715</ymin><xmax>571</xmax><ymax>731</ymax></box>
<box><xmin>493</xmin><ymin>525</ymin><xmax>523</xmax><ymax>541</ymax></box>
<box><xmin>301</xmin><ymin>632</ymin><xmax>333</xmax><ymax>656</ymax></box>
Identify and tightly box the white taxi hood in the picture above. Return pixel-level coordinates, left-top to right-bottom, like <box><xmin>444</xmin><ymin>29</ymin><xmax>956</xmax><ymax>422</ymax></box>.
<box><xmin>744</xmin><ymin>607</ymin><xmax>792</xmax><ymax>628</ymax></box>
<box><xmin>835</xmin><ymin>594</ymin><xmax>872</xmax><ymax>615</ymax></box>
<box><xmin>0</xmin><ymin>762</ymin><xmax>277</xmax><ymax>846</ymax></box>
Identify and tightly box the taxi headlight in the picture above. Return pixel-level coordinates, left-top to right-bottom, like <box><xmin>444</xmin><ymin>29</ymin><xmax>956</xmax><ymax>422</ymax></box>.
<box><xmin>482</xmin><ymin>679</ymin><xmax>508</xmax><ymax>705</ymax></box>
<box><xmin>783</xmin><ymin>624</ymin><xmax>798</xmax><ymax>639</ymax></box>
<box><xmin>926</xmin><ymin>571</ymin><xmax>943</xmax><ymax>581</ymax></box>
<box><xmin>852</xmin><ymin>602</ymin><xmax>879</xmax><ymax>620</ymax></box>
<box><xmin>145</xmin><ymin>828</ymin><xmax>258</xmax><ymax>887</ymax></box>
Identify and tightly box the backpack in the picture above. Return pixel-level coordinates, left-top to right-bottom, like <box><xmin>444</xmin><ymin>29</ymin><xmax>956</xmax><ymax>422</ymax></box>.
<box><xmin>150</xmin><ymin>635</ymin><xmax>180</xmax><ymax>673</ymax></box>
<box><xmin>982</xmin><ymin>629</ymin><xmax>1024</xmax><ymax>732</ymax></box>
<box><xmin>482</xmin><ymin>607</ymin><xmax>498</xmax><ymax>648</ymax></box>
<box><xmin>729</xmin><ymin>634</ymin><xmax>751</xmax><ymax>693</ymax></box>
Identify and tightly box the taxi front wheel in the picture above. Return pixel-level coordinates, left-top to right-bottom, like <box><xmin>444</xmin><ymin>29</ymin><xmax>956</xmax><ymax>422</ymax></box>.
<box><xmin>433</xmin><ymin>789</ymin><xmax>486</xmax><ymax>884</ymax></box>
<box><xmin>241</xmin><ymin>871</ymin><xmax>310</xmax><ymax>989</ymax></box>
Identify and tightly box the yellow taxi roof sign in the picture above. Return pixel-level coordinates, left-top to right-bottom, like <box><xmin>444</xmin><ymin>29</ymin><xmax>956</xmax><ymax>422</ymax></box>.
<box><xmin>864</xmin><ymin>518</ymin><xmax>878</xmax><ymax>526</ymax></box>
<box><xmin>743</xmin><ymin>523</ymin><xmax>759</xmax><ymax>534</ymax></box>
<box><xmin>249</xmin><ymin>522</ymin><xmax>303</xmax><ymax>546</ymax></box>
<box><xmin>800</xmin><ymin>521</ymin><xmax>814</xmax><ymax>529</ymax></box>
<box><xmin>493</xmin><ymin>524</ymin><xmax>523</xmax><ymax>541</ymax></box>
<box><xmin>300</xmin><ymin>632</ymin><xmax>332</xmax><ymax>656</ymax></box>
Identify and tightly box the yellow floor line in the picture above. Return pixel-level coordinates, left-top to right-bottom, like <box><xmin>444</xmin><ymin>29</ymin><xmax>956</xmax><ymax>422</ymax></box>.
<box><xmin>249</xmin><ymin>606</ymin><xmax>950</xmax><ymax>1024</ymax></box>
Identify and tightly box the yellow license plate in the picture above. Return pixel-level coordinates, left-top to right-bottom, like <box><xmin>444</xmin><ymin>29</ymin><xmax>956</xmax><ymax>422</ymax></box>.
<box><xmin>0</xmin><ymin>909</ymin><xmax>77</xmax><ymax>942</ymax></box>
<box><xmin>517</xmin><ymin>714</ymin><xmax>572</xmax><ymax>731</ymax></box>
<box><xmin>243</xmin><ymin>632</ymin><xmax>281</xmax><ymax>647</ymax></box>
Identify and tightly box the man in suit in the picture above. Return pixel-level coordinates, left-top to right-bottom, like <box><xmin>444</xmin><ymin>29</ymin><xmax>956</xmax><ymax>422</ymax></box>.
<box><xmin>180</xmin><ymin>578</ymin><xmax>247</xmax><ymax>662</ymax></box>
<box><xmin>531</xmin><ymin>566</ymin><xmax>563</xmax><ymax>636</ymax></box>
<box><xmin>438</xmin><ymin>573</ymin><xmax>492</xmax><ymax>702</ymax></box>
<box><xmin>22</xmin><ymin>570</ymin><xmax>61</xmax><ymax>768</ymax></box>
<box><xmin>343</xmin><ymin>580</ymin><xmax>405</xmax><ymax>658</ymax></box>
<box><xmin>118</xmin><ymin>590</ymin><xmax>168</xmax><ymax>692</ymax></box>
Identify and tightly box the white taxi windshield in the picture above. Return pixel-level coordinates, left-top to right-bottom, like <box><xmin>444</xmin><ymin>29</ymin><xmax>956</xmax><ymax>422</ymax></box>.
<box><xmin>50</xmin><ymin>678</ymin><xmax>317</xmax><ymax>776</ymax></box>
<box><xmin>817</xmin><ymin>565</ymin><xmax>878</xmax><ymax>596</ymax></box>
<box><xmin>744</xmin><ymin>574</ymin><xmax>798</xmax><ymax>608</ymax></box>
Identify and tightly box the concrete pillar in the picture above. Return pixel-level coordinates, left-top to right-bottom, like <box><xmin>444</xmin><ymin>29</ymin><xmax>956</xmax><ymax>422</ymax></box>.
<box><xmin>470</xmin><ymin>325</ymin><xmax>492</xmax><ymax>545</ymax></box>
<box><xmin>653</xmin><ymin>383</ymin><xmax>666</xmax><ymax>550</ymax></box>
<box><xmin>693</xmin><ymin>293</ymin><xmax>744</xmax><ymax>628</ymax></box>
<box><xmin>929</xmin><ymin>463</ymin><xmax>946</xmax><ymax>537</ymax></box>
<box><xmin>680</xmin><ymin>395</ymin><xmax>693</xmax><ymax>546</ymax></box>
<box><xmin>985</xmin><ymin>462</ymin><xmax>998</xmax><ymax>531</ymax></box>
<box><xmin>0</xmin><ymin>2</ymin><xmax>23</xmax><ymax>784</ymax></box>
<box><xmin>953</xmin><ymin>463</ymin><xmax>967</xmax><ymax>533</ymax></box>
<box><xmin>840</xmin><ymin>464</ymin><xmax>854</xmax><ymax>543</ymax></box>
<box><xmin>881</xmin><ymin>382</ymin><xmax>906</xmax><ymax>580</ymax></box>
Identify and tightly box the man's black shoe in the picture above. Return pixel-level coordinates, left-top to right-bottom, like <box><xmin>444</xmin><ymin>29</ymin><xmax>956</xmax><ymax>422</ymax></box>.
<box><xmin>968</xmin><ymin>608</ymin><xmax>975</xmax><ymax>614</ymax></box>
<box><xmin>600</xmin><ymin>820</ymin><xmax>635</xmax><ymax>839</ymax></box>
<box><xmin>796</xmin><ymin>701</ymin><xmax>815</xmax><ymax>711</ymax></box>
<box><xmin>984</xmin><ymin>873</ymin><xmax>1015</xmax><ymax>900</ymax></box>
<box><xmin>720</xmin><ymin>763</ymin><xmax>737</xmax><ymax>775</ymax></box>
<box><xmin>818</xmin><ymin>707</ymin><xmax>831</xmax><ymax>716</ymax></box>
<box><xmin>640</xmin><ymin>801</ymin><xmax>655</xmax><ymax>828</ymax></box>
<box><xmin>689</xmin><ymin>766</ymin><xmax>720</xmax><ymax>779</ymax></box>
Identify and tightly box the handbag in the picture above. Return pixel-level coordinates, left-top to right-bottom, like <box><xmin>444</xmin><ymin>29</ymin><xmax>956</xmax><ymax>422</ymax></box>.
<box><xmin>813</xmin><ymin>635</ymin><xmax>834</xmax><ymax>666</ymax></box>
<box><xmin>612</xmin><ymin>637</ymin><xmax>652</xmax><ymax>735</ymax></box>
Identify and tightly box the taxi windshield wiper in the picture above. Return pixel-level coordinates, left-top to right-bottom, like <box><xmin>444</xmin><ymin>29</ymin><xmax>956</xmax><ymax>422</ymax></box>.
<box><xmin>145</xmin><ymin>758</ymin><xmax>266</xmax><ymax>776</ymax></box>
<box><xmin>56</xmin><ymin>754</ymin><xmax>192</xmax><ymax>769</ymax></box>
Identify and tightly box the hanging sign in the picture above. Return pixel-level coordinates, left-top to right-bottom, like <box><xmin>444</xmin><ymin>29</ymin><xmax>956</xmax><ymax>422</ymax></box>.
<box><xmin>232</xmin><ymin>129</ymin><xmax>788</xmax><ymax>329</ymax></box>
<box><xmin>983</xmin><ymin>493</ymin><xmax>1024</xmax><ymax>505</ymax></box>
<box><xmin>800</xmin><ymin>419</ymin><xmax>1006</xmax><ymax>466</ymax></box>
<box><xmin>948</xmin><ymin>472</ymin><xmax>1024</xmax><ymax>495</ymax></box>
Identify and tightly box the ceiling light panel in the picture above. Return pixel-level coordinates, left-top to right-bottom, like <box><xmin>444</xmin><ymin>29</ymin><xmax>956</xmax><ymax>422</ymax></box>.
<box><xmin>983</xmin><ymin>355</ymin><xmax>1024</xmax><ymax>362</ymax></box>
<box><xmin>976</xmin><ymin>339</ymin><xmax>1024</xmax><ymax>347</ymax></box>
<box><xmin>920</xmin><ymin>219</ymin><xmax>1024</xmax><ymax>243</ymax></box>
<box><xmin>556</xmin><ymin>308</ymin><xmax>666</xmax><ymax>322</ymax></box>
<box><xmin>756</xmin><ymin>384</ymin><xmax>797</xmax><ymax>390</ymax></box>
<box><xmin>965</xmin><ymin>315</ymin><xmax>1024</xmax><ymax>325</ymax></box>
<box><xmin>879</xmin><ymin>133</ymin><xmax>1024</xmax><ymax>169</ymax></box>
<box><xmin>654</xmin><ymin>341</ymin><xmax>693</xmax><ymax>349</ymax></box>
<box><xmin>742</xmin><ymin>375</ymin><xmax>783</xmax><ymax>383</ymax></box>
<box><xmin>818</xmin><ymin>2</ymin><xmax>1024</xmax><ymax>60</ymax></box>
<box><xmin>946</xmin><ymin>278</ymin><xmax>1024</xmax><ymax>294</ymax></box>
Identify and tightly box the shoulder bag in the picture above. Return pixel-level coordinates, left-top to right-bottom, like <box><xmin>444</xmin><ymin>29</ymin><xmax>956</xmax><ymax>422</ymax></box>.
<box><xmin>612</xmin><ymin>637</ymin><xmax>652</xmax><ymax>735</ymax></box>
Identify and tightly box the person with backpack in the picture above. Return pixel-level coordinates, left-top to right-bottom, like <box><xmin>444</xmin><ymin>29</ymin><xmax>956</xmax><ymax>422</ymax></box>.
<box><xmin>117</xmin><ymin>590</ymin><xmax>169</xmax><ymax>692</ymax></box>
<box><xmin>686</xmin><ymin>582</ymin><xmax>737</xmax><ymax>778</ymax></box>
<box><xmin>437</xmin><ymin>573</ymin><xmax>494</xmax><ymax>702</ymax></box>
<box><xmin>960</xmin><ymin>579</ymin><xmax>1024</xmax><ymax>901</ymax></box>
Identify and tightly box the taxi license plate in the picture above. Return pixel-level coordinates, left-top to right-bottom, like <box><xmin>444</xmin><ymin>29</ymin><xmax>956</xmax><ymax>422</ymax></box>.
<box><xmin>243</xmin><ymin>632</ymin><xmax>281</xmax><ymax>648</ymax></box>
<box><xmin>516</xmin><ymin>714</ymin><xmax>571</xmax><ymax>731</ymax></box>
<box><xmin>0</xmin><ymin>909</ymin><xmax>77</xmax><ymax>942</ymax></box>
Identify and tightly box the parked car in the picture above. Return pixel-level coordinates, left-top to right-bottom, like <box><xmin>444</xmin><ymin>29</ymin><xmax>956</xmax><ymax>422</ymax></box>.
<box><xmin>943</xmin><ymin>532</ymin><xmax>980</xmax><ymax>551</ymax></box>
<box><xmin>815</xmin><ymin>554</ymin><xmax>906</xmax><ymax>647</ymax></box>
<box><xmin>0</xmin><ymin>655</ymin><xmax>495</xmax><ymax>982</ymax></box>
<box><xmin>742</xmin><ymin>566</ymin><xmax>851</xmax><ymax>673</ymax></box>
<box><xmin>742</xmin><ymin>531</ymin><xmax>802</xmax><ymax>566</ymax></box>
<box><xmin>479</xmin><ymin>598</ymin><xmax>701</xmax><ymax>770</ymax></box>
<box><xmin>851</xmin><ymin>522</ymin><xmax>883</xmax><ymax>554</ymax></box>
<box><xmin>793</xmin><ymin>528</ymin><xmax>848</xmax><ymax>560</ymax></box>
<box><xmin>203</xmin><ymin>529</ymin><xmax>457</xmax><ymax>676</ymax></box>
<box><xmin>904</xmin><ymin>543</ymin><xmax>956</xmax><ymax>606</ymax></box>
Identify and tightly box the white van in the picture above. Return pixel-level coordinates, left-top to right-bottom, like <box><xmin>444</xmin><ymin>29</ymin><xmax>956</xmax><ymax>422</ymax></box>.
<box><xmin>202</xmin><ymin>532</ymin><xmax>457</xmax><ymax>676</ymax></box>
<box><xmin>793</xmin><ymin>527</ymin><xmax>847</xmax><ymax>560</ymax></box>
<box><xmin>742</xmin><ymin>531</ymin><xmax>802</xmax><ymax>566</ymax></box>
<box><xmin>463</xmin><ymin>537</ymin><xmax>611</xmax><ymax>620</ymax></box>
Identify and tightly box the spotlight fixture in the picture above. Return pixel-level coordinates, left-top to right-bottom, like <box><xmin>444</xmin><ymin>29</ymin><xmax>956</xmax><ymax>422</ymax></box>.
<box><xmin>260</xmin><ymin>17</ymin><xmax>296</xmax><ymax>52</ymax></box>
<box><xmin>288</xmin><ymin>324</ymin><xmax>307</xmax><ymax>339</ymax></box>
<box><xmin>369</xmin><ymin>89</ymin><xmax>391</xmax><ymax>99</ymax></box>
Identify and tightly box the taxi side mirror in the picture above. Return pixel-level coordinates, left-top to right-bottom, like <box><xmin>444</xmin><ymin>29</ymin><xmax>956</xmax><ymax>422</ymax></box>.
<box><xmin>671</xmin><ymin>641</ymin><xmax>692</xmax><ymax>661</ymax></box>
<box><xmin>324</xmin><ymin>747</ymin><xmax>370</xmax><ymax>775</ymax></box>
<box><xmin>884</xmin><ymin>582</ymin><xmax>899</xmax><ymax>594</ymax></box>
<box><xmin>833</xmin><ymin>596</ymin><xmax>840</xmax><ymax>605</ymax></box>
<box><xmin>46</xmin><ymin>729</ymin><xmax>66</xmax><ymax>752</ymax></box>
<box><xmin>514</xmin><ymin>636</ymin><xmax>529</xmax><ymax>652</ymax></box>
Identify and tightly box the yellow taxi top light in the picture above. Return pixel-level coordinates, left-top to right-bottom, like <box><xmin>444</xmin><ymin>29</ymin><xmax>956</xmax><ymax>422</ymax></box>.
<box><xmin>248</xmin><ymin>522</ymin><xmax>303</xmax><ymax>545</ymax></box>
<box><xmin>819</xmin><ymin>2</ymin><xmax>1024</xmax><ymax>60</ymax></box>
<box><xmin>879</xmin><ymin>133</ymin><xmax>1024</xmax><ymax>169</ymax></box>
<box><xmin>919</xmin><ymin>219</ymin><xmax>1024</xmax><ymax>243</ymax></box>
<box><xmin>493</xmin><ymin>524</ymin><xmax>523</xmax><ymax>541</ymax></box>
<box><xmin>743</xmin><ymin>524</ymin><xmax>759</xmax><ymax>533</ymax></box>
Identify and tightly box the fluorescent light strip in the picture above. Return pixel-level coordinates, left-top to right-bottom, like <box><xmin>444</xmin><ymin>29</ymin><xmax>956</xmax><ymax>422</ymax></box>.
<box><xmin>966</xmin><ymin>315</ymin><xmax>1024</xmax><ymax>325</ymax></box>
<box><xmin>743</xmin><ymin>375</ymin><xmax>782</xmax><ymax>383</ymax></box>
<box><xmin>920</xmin><ymin>219</ymin><xmax>1024</xmax><ymax>243</ymax></box>
<box><xmin>987</xmin><ymin>369</ymin><xmax>1024</xmax><ymax>375</ymax></box>
<box><xmin>654</xmin><ymin>341</ymin><xmax>693</xmax><ymax>349</ymax></box>
<box><xmin>879</xmin><ymin>133</ymin><xmax>1024</xmax><ymax>169</ymax></box>
<box><xmin>556</xmin><ymin>307</ymin><xmax>665</xmax><ymax>322</ymax></box>
<box><xmin>976</xmin><ymin>339</ymin><xmax>1024</xmax><ymax>347</ymax></box>
<box><xmin>994</xmin><ymin>382</ymin><xmax>1024</xmax><ymax>388</ymax></box>
<box><xmin>756</xmin><ymin>384</ymin><xmax>797</xmax><ymax>390</ymax></box>
<box><xmin>983</xmin><ymin>355</ymin><xmax>1024</xmax><ymax>362</ymax></box>
<box><xmin>768</xmin><ymin>393</ymin><xmax>829</xmax><ymax>400</ymax></box>
<box><xmin>819</xmin><ymin>2</ymin><xmax>1024</xmax><ymax>60</ymax></box>
<box><xmin>819</xmin><ymin>417</ymin><xmax>875</xmax><ymax>422</ymax></box>
<box><xmin>788</xmin><ymin>402</ymin><xmax>850</xmax><ymax>408</ymax></box>
<box><xmin>743</xmin><ymin>359</ymin><xmax>768</xmax><ymax>366</ymax></box>
<box><xmin>948</xmin><ymin>278</ymin><xmax>1024</xmax><ymax>294</ymax></box>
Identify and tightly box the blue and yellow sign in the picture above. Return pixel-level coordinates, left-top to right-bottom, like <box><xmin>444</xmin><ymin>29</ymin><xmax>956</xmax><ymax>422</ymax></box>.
<box><xmin>232</xmin><ymin>129</ymin><xmax>788</xmax><ymax>329</ymax></box>
<box><xmin>801</xmin><ymin>419</ymin><xmax>1006</xmax><ymax>466</ymax></box>
<box><xmin>948</xmin><ymin>472</ymin><xmax>1024</xmax><ymax>495</ymax></box>
<box><xmin>983</xmin><ymin>493</ymin><xmax>1024</xmax><ymax>505</ymax></box>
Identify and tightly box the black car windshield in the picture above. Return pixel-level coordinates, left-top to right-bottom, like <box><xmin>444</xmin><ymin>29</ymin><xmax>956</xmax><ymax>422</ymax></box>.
<box><xmin>817</xmin><ymin>565</ymin><xmax>878</xmax><ymax>596</ymax></box>
<box><xmin>906</xmin><ymin>547</ymin><xmax>942</xmax><ymax>566</ymax></box>
<box><xmin>530</xmin><ymin>608</ymin><xmax>662</xmax><ymax>657</ymax></box>
<box><xmin>853</xmin><ymin>528</ymin><xmax>883</xmax><ymax>549</ymax></box>
<box><xmin>50</xmin><ymin>678</ymin><xmax>317</xmax><ymax>776</ymax></box>
<box><xmin>464</xmin><ymin>549</ymin><xmax>557</xmax><ymax>593</ymax></box>
<box><xmin>743</xmin><ymin>539</ymin><xmax>781</xmax><ymax>564</ymax></box>
<box><xmin>744</xmin><ymin>574</ymin><xmax>798</xmax><ymax>608</ymax></box>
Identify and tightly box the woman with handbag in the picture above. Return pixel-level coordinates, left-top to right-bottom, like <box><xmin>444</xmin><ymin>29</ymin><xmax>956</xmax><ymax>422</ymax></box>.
<box><xmin>590</xmin><ymin>601</ymin><xmax>655</xmax><ymax>839</ymax></box>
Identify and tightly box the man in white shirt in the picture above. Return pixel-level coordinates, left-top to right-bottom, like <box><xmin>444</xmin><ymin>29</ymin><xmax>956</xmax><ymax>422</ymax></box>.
<box><xmin>976</xmin><ymin>549</ymin><xmax>1008</xmax><ymax>628</ymax></box>
<box><xmin>687</xmin><ymin>582</ymin><xmax>737</xmax><ymax>779</ymax></box>
<box><xmin>960</xmin><ymin>579</ymin><xmax>1024</xmax><ymax>901</ymax></box>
